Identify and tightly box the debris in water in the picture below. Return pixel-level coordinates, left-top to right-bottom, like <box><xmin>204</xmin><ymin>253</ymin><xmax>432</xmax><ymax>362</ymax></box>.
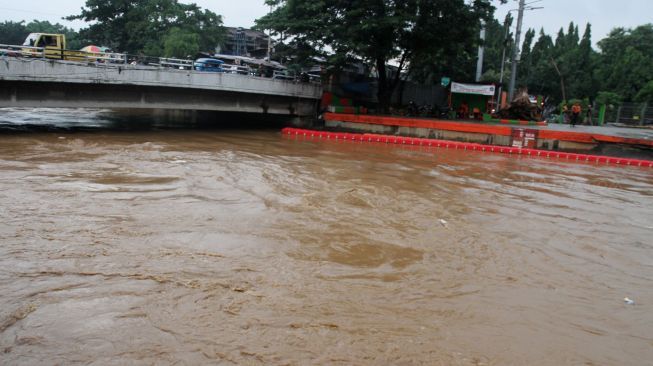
<box><xmin>624</xmin><ymin>297</ymin><xmax>635</xmax><ymax>305</ymax></box>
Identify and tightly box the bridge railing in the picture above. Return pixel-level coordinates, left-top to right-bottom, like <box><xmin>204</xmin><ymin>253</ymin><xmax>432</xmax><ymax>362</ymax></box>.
<box><xmin>0</xmin><ymin>43</ymin><xmax>128</xmax><ymax>63</ymax></box>
<box><xmin>0</xmin><ymin>43</ymin><xmax>321</xmax><ymax>85</ymax></box>
<box><xmin>0</xmin><ymin>44</ymin><xmax>194</xmax><ymax>69</ymax></box>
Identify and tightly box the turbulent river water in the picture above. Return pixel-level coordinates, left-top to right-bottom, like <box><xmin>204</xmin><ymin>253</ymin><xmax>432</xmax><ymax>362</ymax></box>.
<box><xmin>0</xmin><ymin>108</ymin><xmax>652</xmax><ymax>365</ymax></box>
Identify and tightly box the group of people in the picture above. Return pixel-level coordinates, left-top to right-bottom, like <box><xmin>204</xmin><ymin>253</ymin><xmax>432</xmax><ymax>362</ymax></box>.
<box><xmin>456</xmin><ymin>101</ymin><xmax>482</xmax><ymax>119</ymax></box>
<box><xmin>562</xmin><ymin>102</ymin><xmax>594</xmax><ymax>127</ymax></box>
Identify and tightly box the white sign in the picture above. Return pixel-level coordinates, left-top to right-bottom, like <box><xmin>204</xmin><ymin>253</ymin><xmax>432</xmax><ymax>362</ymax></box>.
<box><xmin>451</xmin><ymin>82</ymin><xmax>495</xmax><ymax>96</ymax></box>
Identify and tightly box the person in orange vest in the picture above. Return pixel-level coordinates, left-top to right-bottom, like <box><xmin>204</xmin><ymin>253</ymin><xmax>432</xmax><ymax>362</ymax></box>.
<box><xmin>571</xmin><ymin>102</ymin><xmax>582</xmax><ymax>127</ymax></box>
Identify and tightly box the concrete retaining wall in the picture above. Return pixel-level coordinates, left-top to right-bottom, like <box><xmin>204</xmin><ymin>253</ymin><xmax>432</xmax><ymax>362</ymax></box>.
<box><xmin>325</xmin><ymin>120</ymin><xmax>512</xmax><ymax>146</ymax></box>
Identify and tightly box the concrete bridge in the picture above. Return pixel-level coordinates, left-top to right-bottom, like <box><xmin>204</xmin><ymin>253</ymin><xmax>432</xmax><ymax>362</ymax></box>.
<box><xmin>0</xmin><ymin>57</ymin><xmax>322</xmax><ymax>121</ymax></box>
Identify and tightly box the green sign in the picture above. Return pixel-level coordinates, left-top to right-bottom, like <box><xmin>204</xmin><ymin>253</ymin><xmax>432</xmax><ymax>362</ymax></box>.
<box><xmin>441</xmin><ymin>77</ymin><xmax>450</xmax><ymax>87</ymax></box>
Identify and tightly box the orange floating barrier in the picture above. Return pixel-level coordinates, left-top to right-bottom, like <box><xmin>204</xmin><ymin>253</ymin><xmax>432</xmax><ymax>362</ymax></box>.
<box><xmin>281</xmin><ymin>128</ymin><xmax>653</xmax><ymax>168</ymax></box>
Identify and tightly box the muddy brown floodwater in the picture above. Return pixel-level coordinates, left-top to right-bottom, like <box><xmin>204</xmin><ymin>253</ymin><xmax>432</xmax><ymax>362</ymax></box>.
<box><xmin>0</xmin><ymin>109</ymin><xmax>652</xmax><ymax>365</ymax></box>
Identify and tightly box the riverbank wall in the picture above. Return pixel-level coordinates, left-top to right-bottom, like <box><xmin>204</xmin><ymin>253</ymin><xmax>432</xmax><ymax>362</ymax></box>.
<box><xmin>323</xmin><ymin>113</ymin><xmax>653</xmax><ymax>160</ymax></box>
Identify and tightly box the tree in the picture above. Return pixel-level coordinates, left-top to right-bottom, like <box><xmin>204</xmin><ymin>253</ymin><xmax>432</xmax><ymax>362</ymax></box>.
<box><xmin>0</xmin><ymin>21</ymin><xmax>28</xmax><ymax>45</ymax></box>
<box><xmin>521</xmin><ymin>29</ymin><xmax>557</xmax><ymax>100</ymax></box>
<box><xmin>505</xmin><ymin>22</ymin><xmax>600</xmax><ymax>105</ymax></box>
<box><xmin>517</xmin><ymin>28</ymin><xmax>535</xmax><ymax>88</ymax></box>
<box><xmin>571</xmin><ymin>23</ymin><xmax>596</xmax><ymax>100</ymax></box>
<box><xmin>595</xmin><ymin>91</ymin><xmax>622</xmax><ymax>107</ymax></box>
<box><xmin>634</xmin><ymin>80</ymin><xmax>653</xmax><ymax>103</ymax></box>
<box><xmin>67</xmin><ymin>0</ymin><xmax>225</xmax><ymax>55</ymax></box>
<box><xmin>163</xmin><ymin>28</ymin><xmax>200</xmax><ymax>58</ymax></box>
<box><xmin>596</xmin><ymin>24</ymin><xmax>653</xmax><ymax>101</ymax></box>
<box><xmin>479</xmin><ymin>13</ymin><xmax>513</xmax><ymax>89</ymax></box>
<box><xmin>256</xmin><ymin>0</ymin><xmax>501</xmax><ymax>111</ymax></box>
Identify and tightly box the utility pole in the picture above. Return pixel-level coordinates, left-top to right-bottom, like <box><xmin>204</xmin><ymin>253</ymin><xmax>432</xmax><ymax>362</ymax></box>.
<box><xmin>475</xmin><ymin>20</ymin><xmax>486</xmax><ymax>82</ymax></box>
<box><xmin>508</xmin><ymin>0</ymin><xmax>525</xmax><ymax>102</ymax></box>
<box><xmin>266</xmin><ymin>32</ymin><xmax>271</xmax><ymax>61</ymax></box>
<box><xmin>497</xmin><ymin>16</ymin><xmax>511</xmax><ymax>111</ymax></box>
<box><xmin>266</xmin><ymin>5</ymin><xmax>272</xmax><ymax>61</ymax></box>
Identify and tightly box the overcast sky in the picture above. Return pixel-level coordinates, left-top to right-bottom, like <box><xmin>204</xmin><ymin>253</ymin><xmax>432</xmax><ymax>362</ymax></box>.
<box><xmin>1</xmin><ymin>0</ymin><xmax>651</xmax><ymax>48</ymax></box>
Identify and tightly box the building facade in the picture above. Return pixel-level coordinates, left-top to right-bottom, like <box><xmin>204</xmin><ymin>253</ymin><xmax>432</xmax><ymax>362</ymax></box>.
<box><xmin>220</xmin><ymin>27</ymin><xmax>270</xmax><ymax>58</ymax></box>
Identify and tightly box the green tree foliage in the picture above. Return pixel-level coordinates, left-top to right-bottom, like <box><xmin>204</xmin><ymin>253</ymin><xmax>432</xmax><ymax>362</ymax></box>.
<box><xmin>507</xmin><ymin>22</ymin><xmax>598</xmax><ymax>104</ymax></box>
<box><xmin>431</xmin><ymin>12</ymin><xmax>513</xmax><ymax>87</ymax></box>
<box><xmin>635</xmin><ymin>80</ymin><xmax>653</xmax><ymax>103</ymax></box>
<box><xmin>480</xmin><ymin>13</ymin><xmax>513</xmax><ymax>86</ymax></box>
<box><xmin>163</xmin><ymin>28</ymin><xmax>200</xmax><ymax>58</ymax></box>
<box><xmin>521</xmin><ymin>29</ymin><xmax>557</xmax><ymax>99</ymax></box>
<box><xmin>571</xmin><ymin>24</ymin><xmax>596</xmax><ymax>99</ymax></box>
<box><xmin>596</xmin><ymin>24</ymin><xmax>653</xmax><ymax>102</ymax></box>
<box><xmin>595</xmin><ymin>91</ymin><xmax>622</xmax><ymax>107</ymax></box>
<box><xmin>517</xmin><ymin>28</ymin><xmax>535</xmax><ymax>85</ymax></box>
<box><xmin>504</xmin><ymin>23</ymin><xmax>653</xmax><ymax>104</ymax></box>
<box><xmin>67</xmin><ymin>0</ymin><xmax>225</xmax><ymax>56</ymax></box>
<box><xmin>256</xmin><ymin>0</ymin><xmax>501</xmax><ymax>111</ymax></box>
<box><xmin>0</xmin><ymin>21</ymin><xmax>29</xmax><ymax>45</ymax></box>
<box><xmin>445</xmin><ymin>19</ymin><xmax>653</xmax><ymax>107</ymax></box>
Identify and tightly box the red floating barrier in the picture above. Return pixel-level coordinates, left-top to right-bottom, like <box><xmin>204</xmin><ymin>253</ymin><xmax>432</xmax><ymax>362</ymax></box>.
<box><xmin>280</xmin><ymin>128</ymin><xmax>653</xmax><ymax>168</ymax></box>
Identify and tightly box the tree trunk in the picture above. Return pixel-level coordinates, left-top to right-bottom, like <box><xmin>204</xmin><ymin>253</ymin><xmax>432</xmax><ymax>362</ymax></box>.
<box><xmin>376</xmin><ymin>57</ymin><xmax>392</xmax><ymax>114</ymax></box>
<box><xmin>376</xmin><ymin>51</ymin><xmax>409</xmax><ymax>114</ymax></box>
<box><xmin>551</xmin><ymin>58</ymin><xmax>566</xmax><ymax>102</ymax></box>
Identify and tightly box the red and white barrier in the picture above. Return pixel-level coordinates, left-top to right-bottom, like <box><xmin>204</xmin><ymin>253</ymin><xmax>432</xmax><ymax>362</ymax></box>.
<box><xmin>281</xmin><ymin>127</ymin><xmax>653</xmax><ymax>168</ymax></box>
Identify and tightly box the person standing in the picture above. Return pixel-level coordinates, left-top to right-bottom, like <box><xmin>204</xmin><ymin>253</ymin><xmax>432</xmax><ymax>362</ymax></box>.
<box><xmin>457</xmin><ymin>101</ymin><xmax>469</xmax><ymax>119</ymax></box>
<box><xmin>560</xmin><ymin>104</ymin><xmax>569</xmax><ymax>124</ymax></box>
<box><xmin>586</xmin><ymin>104</ymin><xmax>593</xmax><ymax>126</ymax></box>
<box><xmin>571</xmin><ymin>102</ymin><xmax>581</xmax><ymax>127</ymax></box>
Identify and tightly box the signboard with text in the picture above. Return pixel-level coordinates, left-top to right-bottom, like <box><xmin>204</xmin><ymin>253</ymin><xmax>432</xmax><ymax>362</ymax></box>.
<box><xmin>511</xmin><ymin>128</ymin><xmax>538</xmax><ymax>148</ymax></box>
<box><xmin>451</xmin><ymin>82</ymin><xmax>495</xmax><ymax>96</ymax></box>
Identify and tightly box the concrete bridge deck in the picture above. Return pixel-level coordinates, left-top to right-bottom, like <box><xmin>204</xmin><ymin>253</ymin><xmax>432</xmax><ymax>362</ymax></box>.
<box><xmin>0</xmin><ymin>57</ymin><xmax>321</xmax><ymax>117</ymax></box>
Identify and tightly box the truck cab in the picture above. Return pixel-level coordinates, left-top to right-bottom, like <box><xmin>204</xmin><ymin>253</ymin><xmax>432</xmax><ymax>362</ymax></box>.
<box><xmin>22</xmin><ymin>33</ymin><xmax>67</xmax><ymax>59</ymax></box>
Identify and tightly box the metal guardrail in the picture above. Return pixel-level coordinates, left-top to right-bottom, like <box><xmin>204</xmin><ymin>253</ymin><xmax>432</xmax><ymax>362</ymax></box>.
<box><xmin>604</xmin><ymin>102</ymin><xmax>652</xmax><ymax>126</ymax></box>
<box><xmin>0</xmin><ymin>43</ymin><xmax>322</xmax><ymax>85</ymax></box>
<box><xmin>0</xmin><ymin>43</ymin><xmax>194</xmax><ymax>69</ymax></box>
<box><xmin>1</xmin><ymin>43</ymin><xmax>126</xmax><ymax>63</ymax></box>
<box><xmin>272</xmin><ymin>70</ymin><xmax>321</xmax><ymax>85</ymax></box>
<box><xmin>272</xmin><ymin>70</ymin><xmax>294</xmax><ymax>80</ymax></box>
